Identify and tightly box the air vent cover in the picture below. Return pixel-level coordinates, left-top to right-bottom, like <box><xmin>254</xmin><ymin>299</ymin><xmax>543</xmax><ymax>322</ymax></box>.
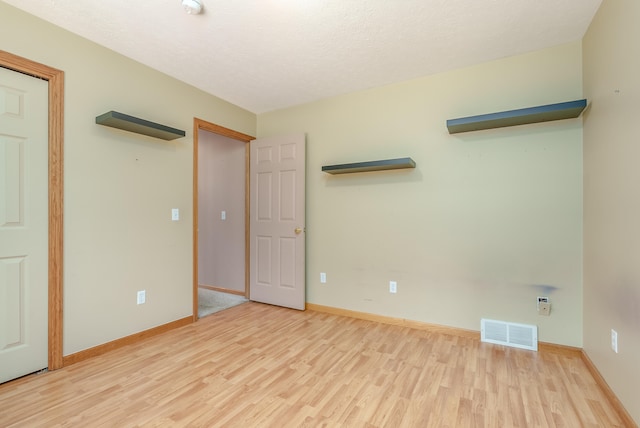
<box><xmin>481</xmin><ymin>319</ymin><xmax>538</xmax><ymax>351</ymax></box>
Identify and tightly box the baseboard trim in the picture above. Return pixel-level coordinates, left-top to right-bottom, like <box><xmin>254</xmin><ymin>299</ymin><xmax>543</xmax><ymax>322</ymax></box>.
<box><xmin>62</xmin><ymin>316</ymin><xmax>193</xmax><ymax>367</ymax></box>
<box><xmin>199</xmin><ymin>284</ymin><xmax>246</xmax><ymax>297</ymax></box>
<box><xmin>581</xmin><ymin>350</ymin><xmax>637</xmax><ymax>428</ymax></box>
<box><xmin>537</xmin><ymin>341</ymin><xmax>582</xmax><ymax>357</ymax></box>
<box><xmin>306</xmin><ymin>303</ymin><xmax>480</xmax><ymax>339</ymax></box>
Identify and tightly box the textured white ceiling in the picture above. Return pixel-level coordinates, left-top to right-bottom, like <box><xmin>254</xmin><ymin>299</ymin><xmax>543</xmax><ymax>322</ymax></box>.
<box><xmin>3</xmin><ymin>0</ymin><xmax>601</xmax><ymax>114</ymax></box>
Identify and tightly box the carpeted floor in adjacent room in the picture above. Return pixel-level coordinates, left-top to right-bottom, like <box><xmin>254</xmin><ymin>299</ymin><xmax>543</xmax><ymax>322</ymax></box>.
<box><xmin>197</xmin><ymin>288</ymin><xmax>247</xmax><ymax>318</ymax></box>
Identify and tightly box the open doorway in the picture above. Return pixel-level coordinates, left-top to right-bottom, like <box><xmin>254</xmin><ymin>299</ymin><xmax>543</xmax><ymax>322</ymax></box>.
<box><xmin>192</xmin><ymin>119</ymin><xmax>254</xmax><ymax>320</ymax></box>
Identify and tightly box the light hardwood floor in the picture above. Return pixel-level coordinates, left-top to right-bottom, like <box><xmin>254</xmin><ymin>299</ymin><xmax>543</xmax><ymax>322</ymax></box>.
<box><xmin>0</xmin><ymin>302</ymin><xmax>628</xmax><ymax>427</ymax></box>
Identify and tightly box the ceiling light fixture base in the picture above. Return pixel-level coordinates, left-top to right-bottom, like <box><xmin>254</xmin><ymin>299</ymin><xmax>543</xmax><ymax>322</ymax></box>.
<box><xmin>182</xmin><ymin>0</ymin><xmax>202</xmax><ymax>15</ymax></box>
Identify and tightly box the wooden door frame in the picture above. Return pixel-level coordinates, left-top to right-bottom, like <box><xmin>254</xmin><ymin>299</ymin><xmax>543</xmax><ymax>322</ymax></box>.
<box><xmin>0</xmin><ymin>50</ymin><xmax>64</xmax><ymax>370</ymax></box>
<box><xmin>192</xmin><ymin>118</ymin><xmax>254</xmax><ymax>321</ymax></box>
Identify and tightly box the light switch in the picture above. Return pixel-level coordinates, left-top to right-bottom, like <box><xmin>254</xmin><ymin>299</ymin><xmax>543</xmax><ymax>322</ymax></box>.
<box><xmin>221</xmin><ymin>210</ymin><xmax>226</xmax><ymax>220</ymax></box>
<box><xmin>171</xmin><ymin>208</ymin><xmax>179</xmax><ymax>221</ymax></box>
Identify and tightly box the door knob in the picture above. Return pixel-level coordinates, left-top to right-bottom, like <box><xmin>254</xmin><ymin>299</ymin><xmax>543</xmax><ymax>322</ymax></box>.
<box><xmin>295</xmin><ymin>227</ymin><xmax>303</xmax><ymax>234</ymax></box>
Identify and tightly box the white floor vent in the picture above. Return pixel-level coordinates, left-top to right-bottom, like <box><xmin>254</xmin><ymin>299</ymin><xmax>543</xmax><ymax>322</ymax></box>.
<box><xmin>481</xmin><ymin>319</ymin><xmax>538</xmax><ymax>351</ymax></box>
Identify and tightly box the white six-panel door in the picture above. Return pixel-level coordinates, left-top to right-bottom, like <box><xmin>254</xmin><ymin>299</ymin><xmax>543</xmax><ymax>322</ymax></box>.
<box><xmin>0</xmin><ymin>67</ymin><xmax>49</xmax><ymax>383</ymax></box>
<box><xmin>250</xmin><ymin>134</ymin><xmax>306</xmax><ymax>310</ymax></box>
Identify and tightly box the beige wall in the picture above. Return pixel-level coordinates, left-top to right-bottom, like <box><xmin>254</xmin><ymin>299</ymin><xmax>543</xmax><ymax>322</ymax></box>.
<box><xmin>197</xmin><ymin>131</ymin><xmax>246</xmax><ymax>293</ymax></box>
<box><xmin>259</xmin><ymin>42</ymin><xmax>584</xmax><ymax>346</ymax></box>
<box><xmin>0</xmin><ymin>3</ymin><xmax>256</xmax><ymax>355</ymax></box>
<box><xmin>583</xmin><ymin>1</ymin><xmax>640</xmax><ymax>422</ymax></box>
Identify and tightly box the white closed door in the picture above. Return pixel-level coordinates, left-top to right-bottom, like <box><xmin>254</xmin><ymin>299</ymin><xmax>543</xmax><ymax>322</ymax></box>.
<box><xmin>0</xmin><ymin>67</ymin><xmax>49</xmax><ymax>383</ymax></box>
<box><xmin>250</xmin><ymin>134</ymin><xmax>306</xmax><ymax>310</ymax></box>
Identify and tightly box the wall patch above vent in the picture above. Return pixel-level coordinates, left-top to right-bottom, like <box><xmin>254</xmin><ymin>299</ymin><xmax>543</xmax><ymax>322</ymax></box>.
<box><xmin>481</xmin><ymin>319</ymin><xmax>538</xmax><ymax>351</ymax></box>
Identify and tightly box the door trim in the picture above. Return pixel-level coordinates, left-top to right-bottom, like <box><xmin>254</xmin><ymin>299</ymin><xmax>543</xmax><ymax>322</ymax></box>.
<box><xmin>192</xmin><ymin>118</ymin><xmax>254</xmax><ymax>321</ymax></box>
<box><xmin>0</xmin><ymin>50</ymin><xmax>64</xmax><ymax>370</ymax></box>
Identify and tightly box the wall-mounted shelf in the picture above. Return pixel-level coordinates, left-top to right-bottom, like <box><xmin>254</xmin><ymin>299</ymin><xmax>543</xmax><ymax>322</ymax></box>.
<box><xmin>95</xmin><ymin>111</ymin><xmax>186</xmax><ymax>140</ymax></box>
<box><xmin>322</xmin><ymin>157</ymin><xmax>416</xmax><ymax>174</ymax></box>
<box><xmin>446</xmin><ymin>99</ymin><xmax>587</xmax><ymax>134</ymax></box>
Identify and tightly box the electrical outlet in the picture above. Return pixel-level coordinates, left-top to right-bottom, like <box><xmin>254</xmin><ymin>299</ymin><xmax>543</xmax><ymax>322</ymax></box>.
<box><xmin>389</xmin><ymin>281</ymin><xmax>397</xmax><ymax>294</ymax></box>
<box><xmin>538</xmin><ymin>302</ymin><xmax>551</xmax><ymax>316</ymax></box>
<box><xmin>137</xmin><ymin>290</ymin><xmax>146</xmax><ymax>305</ymax></box>
<box><xmin>320</xmin><ymin>272</ymin><xmax>326</xmax><ymax>283</ymax></box>
<box><xmin>537</xmin><ymin>296</ymin><xmax>550</xmax><ymax>315</ymax></box>
<box><xmin>611</xmin><ymin>329</ymin><xmax>618</xmax><ymax>353</ymax></box>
